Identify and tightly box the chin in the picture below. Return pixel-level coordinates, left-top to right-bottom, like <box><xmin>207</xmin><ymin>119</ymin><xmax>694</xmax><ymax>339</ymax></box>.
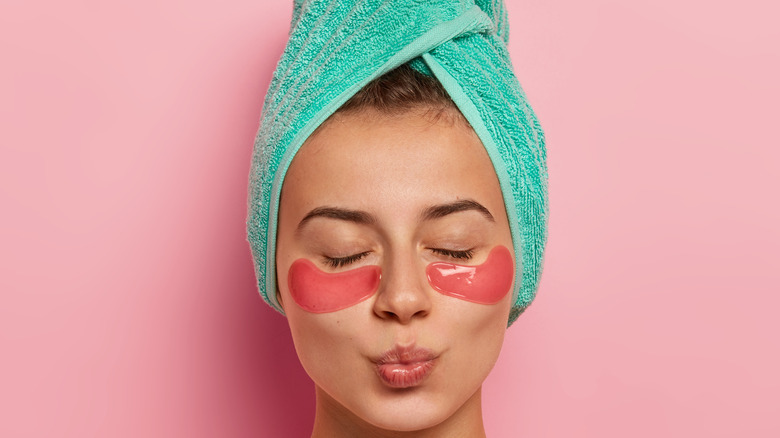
<box><xmin>356</xmin><ymin>396</ymin><xmax>457</xmax><ymax>433</ymax></box>
<box><xmin>342</xmin><ymin>381</ymin><xmax>482</xmax><ymax>434</ymax></box>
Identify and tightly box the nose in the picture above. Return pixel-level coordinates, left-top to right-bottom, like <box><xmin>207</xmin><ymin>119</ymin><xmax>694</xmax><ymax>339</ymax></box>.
<box><xmin>372</xmin><ymin>249</ymin><xmax>432</xmax><ymax>324</ymax></box>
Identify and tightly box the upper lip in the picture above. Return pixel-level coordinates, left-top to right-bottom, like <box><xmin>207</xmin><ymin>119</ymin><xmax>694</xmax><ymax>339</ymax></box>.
<box><xmin>374</xmin><ymin>345</ymin><xmax>437</xmax><ymax>365</ymax></box>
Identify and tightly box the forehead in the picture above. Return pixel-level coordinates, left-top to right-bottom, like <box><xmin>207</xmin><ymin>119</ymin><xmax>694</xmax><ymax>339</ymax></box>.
<box><xmin>281</xmin><ymin>109</ymin><xmax>506</xmax><ymax>223</ymax></box>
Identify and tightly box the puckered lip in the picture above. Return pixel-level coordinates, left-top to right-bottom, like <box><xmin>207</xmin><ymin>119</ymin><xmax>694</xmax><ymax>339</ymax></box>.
<box><xmin>374</xmin><ymin>345</ymin><xmax>438</xmax><ymax>365</ymax></box>
<box><xmin>372</xmin><ymin>345</ymin><xmax>439</xmax><ymax>389</ymax></box>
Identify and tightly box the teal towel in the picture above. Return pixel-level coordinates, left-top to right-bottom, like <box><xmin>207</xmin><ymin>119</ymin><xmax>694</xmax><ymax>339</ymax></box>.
<box><xmin>247</xmin><ymin>0</ymin><xmax>548</xmax><ymax>326</ymax></box>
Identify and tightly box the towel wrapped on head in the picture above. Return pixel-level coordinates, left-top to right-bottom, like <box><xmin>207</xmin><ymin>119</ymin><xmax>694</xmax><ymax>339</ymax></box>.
<box><xmin>247</xmin><ymin>0</ymin><xmax>548</xmax><ymax>326</ymax></box>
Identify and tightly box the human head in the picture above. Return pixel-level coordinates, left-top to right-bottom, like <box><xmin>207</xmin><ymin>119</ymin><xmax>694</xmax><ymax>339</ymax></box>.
<box><xmin>248</xmin><ymin>0</ymin><xmax>547</xmax><ymax>433</ymax></box>
<box><xmin>247</xmin><ymin>0</ymin><xmax>547</xmax><ymax>327</ymax></box>
<box><xmin>274</xmin><ymin>64</ymin><xmax>514</xmax><ymax>431</ymax></box>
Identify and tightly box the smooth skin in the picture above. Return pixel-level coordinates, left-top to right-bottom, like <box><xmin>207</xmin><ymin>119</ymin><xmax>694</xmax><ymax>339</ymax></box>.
<box><xmin>276</xmin><ymin>108</ymin><xmax>516</xmax><ymax>437</ymax></box>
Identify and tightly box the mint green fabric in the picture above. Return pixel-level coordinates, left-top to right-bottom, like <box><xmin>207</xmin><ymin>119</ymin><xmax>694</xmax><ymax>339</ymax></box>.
<box><xmin>247</xmin><ymin>0</ymin><xmax>547</xmax><ymax>326</ymax></box>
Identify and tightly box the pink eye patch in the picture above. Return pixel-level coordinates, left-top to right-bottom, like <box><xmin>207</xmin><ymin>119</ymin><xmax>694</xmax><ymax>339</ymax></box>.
<box><xmin>288</xmin><ymin>259</ymin><xmax>381</xmax><ymax>313</ymax></box>
<box><xmin>287</xmin><ymin>245</ymin><xmax>513</xmax><ymax>313</ymax></box>
<box><xmin>425</xmin><ymin>245</ymin><xmax>514</xmax><ymax>304</ymax></box>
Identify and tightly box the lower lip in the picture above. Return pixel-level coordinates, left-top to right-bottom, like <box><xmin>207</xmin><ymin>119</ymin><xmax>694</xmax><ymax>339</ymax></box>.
<box><xmin>376</xmin><ymin>360</ymin><xmax>435</xmax><ymax>388</ymax></box>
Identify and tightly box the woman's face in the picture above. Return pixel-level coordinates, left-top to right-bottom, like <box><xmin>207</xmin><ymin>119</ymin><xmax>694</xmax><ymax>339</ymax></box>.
<box><xmin>276</xmin><ymin>108</ymin><xmax>515</xmax><ymax>432</ymax></box>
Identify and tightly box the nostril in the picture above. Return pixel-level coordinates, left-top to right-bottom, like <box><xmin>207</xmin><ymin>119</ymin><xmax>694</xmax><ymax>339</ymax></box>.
<box><xmin>375</xmin><ymin>306</ymin><xmax>429</xmax><ymax>324</ymax></box>
<box><xmin>412</xmin><ymin>308</ymin><xmax>429</xmax><ymax>318</ymax></box>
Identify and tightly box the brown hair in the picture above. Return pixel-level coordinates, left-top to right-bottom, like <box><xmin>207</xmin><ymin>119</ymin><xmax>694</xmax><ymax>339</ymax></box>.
<box><xmin>333</xmin><ymin>63</ymin><xmax>468</xmax><ymax>125</ymax></box>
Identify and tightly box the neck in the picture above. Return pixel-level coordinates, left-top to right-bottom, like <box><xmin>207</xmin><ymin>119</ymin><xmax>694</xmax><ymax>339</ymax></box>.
<box><xmin>310</xmin><ymin>385</ymin><xmax>487</xmax><ymax>438</ymax></box>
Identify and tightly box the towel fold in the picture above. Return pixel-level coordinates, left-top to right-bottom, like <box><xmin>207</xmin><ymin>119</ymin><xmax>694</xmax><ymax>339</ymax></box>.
<box><xmin>247</xmin><ymin>0</ymin><xmax>548</xmax><ymax>326</ymax></box>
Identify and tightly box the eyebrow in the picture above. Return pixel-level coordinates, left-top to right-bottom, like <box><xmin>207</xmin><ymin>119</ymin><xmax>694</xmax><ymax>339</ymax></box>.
<box><xmin>297</xmin><ymin>199</ymin><xmax>494</xmax><ymax>231</ymax></box>
<box><xmin>297</xmin><ymin>206</ymin><xmax>376</xmax><ymax>230</ymax></box>
<box><xmin>421</xmin><ymin>199</ymin><xmax>495</xmax><ymax>222</ymax></box>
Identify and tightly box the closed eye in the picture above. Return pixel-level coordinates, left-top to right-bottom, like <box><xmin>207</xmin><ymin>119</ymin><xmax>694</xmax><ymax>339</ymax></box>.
<box><xmin>430</xmin><ymin>248</ymin><xmax>474</xmax><ymax>260</ymax></box>
<box><xmin>324</xmin><ymin>251</ymin><xmax>371</xmax><ymax>268</ymax></box>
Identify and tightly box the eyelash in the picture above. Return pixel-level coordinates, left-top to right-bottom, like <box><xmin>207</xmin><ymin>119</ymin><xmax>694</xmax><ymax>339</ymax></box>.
<box><xmin>323</xmin><ymin>248</ymin><xmax>474</xmax><ymax>268</ymax></box>
<box><xmin>324</xmin><ymin>251</ymin><xmax>370</xmax><ymax>268</ymax></box>
<box><xmin>431</xmin><ymin>248</ymin><xmax>474</xmax><ymax>260</ymax></box>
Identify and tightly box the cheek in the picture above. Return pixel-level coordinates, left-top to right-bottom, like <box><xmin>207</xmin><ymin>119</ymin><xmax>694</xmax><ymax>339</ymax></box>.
<box><xmin>425</xmin><ymin>245</ymin><xmax>514</xmax><ymax>304</ymax></box>
<box><xmin>288</xmin><ymin>259</ymin><xmax>381</xmax><ymax>313</ymax></box>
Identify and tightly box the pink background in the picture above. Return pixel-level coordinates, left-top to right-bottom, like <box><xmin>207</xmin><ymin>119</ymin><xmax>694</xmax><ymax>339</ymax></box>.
<box><xmin>1</xmin><ymin>0</ymin><xmax>778</xmax><ymax>436</ymax></box>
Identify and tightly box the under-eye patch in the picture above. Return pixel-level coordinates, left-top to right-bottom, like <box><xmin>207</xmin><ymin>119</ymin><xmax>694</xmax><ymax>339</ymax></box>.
<box><xmin>425</xmin><ymin>245</ymin><xmax>513</xmax><ymax>304</ymax></box>
<box><xmin>288</xmin><ymin>245</ymin><xmax>513</xmax><ymax>313</ymax></box>
<box><xmin>288</xmin><ymin>260</ymin><xmax>381</xmax><ymax>313</ymax></box>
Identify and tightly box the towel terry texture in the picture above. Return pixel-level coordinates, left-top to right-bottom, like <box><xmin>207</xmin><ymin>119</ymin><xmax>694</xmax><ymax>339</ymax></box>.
<box><xmin>247</xmin><ymin>0</ymin><xmax>548</xmax><ymax>326</ymax></box>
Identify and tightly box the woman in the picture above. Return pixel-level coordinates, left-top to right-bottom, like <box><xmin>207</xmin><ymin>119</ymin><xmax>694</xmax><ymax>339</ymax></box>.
<box><xmin>248</xmin><ymin>1</ymin><xmax>547</xmax><ymax>436</ymax></box>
